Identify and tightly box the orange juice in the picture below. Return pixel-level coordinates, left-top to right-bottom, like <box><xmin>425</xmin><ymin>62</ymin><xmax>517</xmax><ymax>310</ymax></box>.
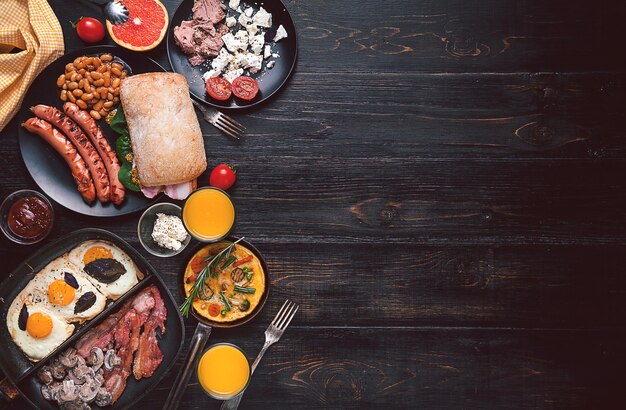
<box><xmin>183</xmin><ymin>188</ymin><xmax>235</xmax><ymax>241</ymax></box>
<box><xmin>197</xmin><ymin>344</ymin><xmax>250</xmax><ymax>399</ymax></box>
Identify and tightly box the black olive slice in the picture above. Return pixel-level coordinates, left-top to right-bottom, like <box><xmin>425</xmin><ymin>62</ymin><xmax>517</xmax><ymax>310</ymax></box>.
<box><xmin>18</xmin><ymin>304</ymin><xmax>28</xmax><ymax>330</ymax></box>
<box><xmin>74</xmin><ymin>292</ymin><xmax>96</xmax><ymax>314</ymax></box>
<box><xmin>64</xmin><ymin>272</ymin><xmax>79</xmax><ymax>289</ymax></box>
<box><xmin>83</xmin><ymin>258</ymin><xmax>126</xmax><ymax>284</ymax></box>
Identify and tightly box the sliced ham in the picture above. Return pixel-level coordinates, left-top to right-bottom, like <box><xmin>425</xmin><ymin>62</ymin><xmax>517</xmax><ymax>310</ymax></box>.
<box><xmin>164</xmin><ymin>180</ymin><xmax>196</xmax><ymax>200</ymax></box>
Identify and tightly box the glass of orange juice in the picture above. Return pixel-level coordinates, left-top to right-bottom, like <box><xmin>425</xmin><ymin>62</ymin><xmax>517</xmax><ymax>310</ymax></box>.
<box><xmin>197</xmin><ymin>343</ymin><xmax>251</xmax><ymax>400</ymax></box>
<box><xmin>182</xmin><ymin>187</ymin><xmax>235</xmax><ymax>242</ymax></box>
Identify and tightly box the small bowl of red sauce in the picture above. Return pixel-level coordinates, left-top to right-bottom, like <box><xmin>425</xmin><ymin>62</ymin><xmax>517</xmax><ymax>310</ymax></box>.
<box><xmin>1</xmin><ymin>190</ymin><xmax>54</xmax><ymax>245</ymax></box>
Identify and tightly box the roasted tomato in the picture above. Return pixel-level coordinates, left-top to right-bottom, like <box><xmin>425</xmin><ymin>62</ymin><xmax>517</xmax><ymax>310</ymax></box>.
<box><xmin>208</xmin><ymin>303</ymin><xmax>221</xmax><ymax>317</ymax></box>
<box><xmin>190</xmin><ymin>256</ymin><xmax>208</xmax><ymax>274</ymax></box>
<box><xmin>205</xmin><ymin>77</ymin><xmax>232</xmax><ymax>101</ymax></box>
<box><xmin>231</xmin><ymin>76</ymin><xmax>259</xmax><ymax>101</ymax></box>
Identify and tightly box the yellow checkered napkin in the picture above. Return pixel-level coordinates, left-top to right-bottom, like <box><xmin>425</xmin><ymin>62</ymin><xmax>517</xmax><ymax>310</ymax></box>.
<box><xmin>0</xmin><ymin>0</ymin><xmax>64</xmax><ymax>131</ymax></box>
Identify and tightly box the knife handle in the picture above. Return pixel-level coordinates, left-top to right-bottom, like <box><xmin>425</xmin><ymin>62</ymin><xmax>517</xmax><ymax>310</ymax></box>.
<box><xmin>163</xmin><ymin>322</ymin><xmax>212</xmax><ymax>410</ymax></box>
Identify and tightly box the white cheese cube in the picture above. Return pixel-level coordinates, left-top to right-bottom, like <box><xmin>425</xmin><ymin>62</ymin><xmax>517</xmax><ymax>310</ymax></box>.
<box><xmin>267</xmin><ymin>60</ymin><xmax>275</xmax><ymax>69</ymax></box>
<box><xmin>224</xmin><ymin>68</ymin><xmax>244</xmax><ymax>84</ymax></box>
<box><xmin>264</xmin><ymin>45</ymin><xmax>271</xmax><ymax>59</ymax></box>
<box><xmin>245</xmin><ymin>53</ymin><xmax>263</xmax><ymax>73</ymax></box>
<box><xmin>225</xmin><ymin>16</ymin><xmax>237</xmax><ymax>27</ymax></box>
<box><xmin>253</xmin><ymin>7</ymin><xmax>272</xmax><ymax>28</ymax></box>
<box><xmin>202</xmin><ymin>69</ymin><xmax>221</xmax><ymax>80</ymax></box>
<box><xmin>273</xmin><ymin>24</ymin><xmax>288</xmax><ymax>42</ymax></box>
<box><xmin>238</xmin><ymin>13</ymin><xmax>252</xmax><ymax>27</ymax></box>
<box><xmin>228</xmin><ymin>0</ymin><xmax>239</xmax><ymax>10</ymax></box>
<box><xmin>244</xmin><ymin>7</ymin><xmax>254</xmax><ymax>17</ymax></box>
<box><xmin>246</xmin><ymin>23</ymin><xmax>258</xmax><ymax>35</ymax></box>
<box><xmin>211</xmin><ymin>48</ymin><xmax>233</xmax><ymax>71</ymax></box>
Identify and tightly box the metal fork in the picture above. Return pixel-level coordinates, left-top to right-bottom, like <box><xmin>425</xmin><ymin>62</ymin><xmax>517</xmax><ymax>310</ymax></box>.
<box><xmin>220</xmin><ymin>300</ymin><xmax>299</xmax><ymax>410</ymax></box>
<box><xmin>192</xmin><ymin>100</ymin><xmax>245</xmax><ymax>140</ymax></box>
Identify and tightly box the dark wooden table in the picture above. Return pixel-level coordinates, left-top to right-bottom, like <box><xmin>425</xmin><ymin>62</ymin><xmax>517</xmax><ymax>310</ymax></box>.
<box><xmin>2</xmin><ymin>0</ymin><xmax>625</xmax><ymax>408</ymax></box>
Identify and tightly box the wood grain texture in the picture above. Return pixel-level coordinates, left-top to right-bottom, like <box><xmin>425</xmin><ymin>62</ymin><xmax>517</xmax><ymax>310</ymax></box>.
<box><xmin>1</xmin><ymin>0</ymin><xmax>626</xmax><ymax>409</ymax></box>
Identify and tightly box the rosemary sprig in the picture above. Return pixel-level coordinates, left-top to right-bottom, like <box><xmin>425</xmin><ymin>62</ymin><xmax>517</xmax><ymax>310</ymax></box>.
<box><xmin>179</xmin><ymin>237</ymin><xmax>244</xmax><ymax>318</ymax></box>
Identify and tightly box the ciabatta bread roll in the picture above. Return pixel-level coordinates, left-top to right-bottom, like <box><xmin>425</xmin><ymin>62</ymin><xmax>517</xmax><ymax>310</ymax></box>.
<box><xmin>120</xmin><ymin>72</ymin><xmax>206</xmax><ymax>187</ymax></box>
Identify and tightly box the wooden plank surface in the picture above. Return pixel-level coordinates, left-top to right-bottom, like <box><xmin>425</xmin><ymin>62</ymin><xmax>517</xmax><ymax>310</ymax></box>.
<box><xmin>1</xmin><ymin>0</ymin><xmax>625</xmax><ymax>409</ymax></box>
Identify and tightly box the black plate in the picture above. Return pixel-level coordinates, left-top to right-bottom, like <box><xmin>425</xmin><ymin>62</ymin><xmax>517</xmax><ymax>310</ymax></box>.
<box><xmin>0</xmin><ymin>229</ymin><xmax>184</xmax><ymax>409</ymax></box>
<box><xmin>167</xmin><ymin>0</ymin><xmax>297</xmax><ymax>109</ymax></box>
<box><xmin>17</xmin><ymin>46</ymin><xmax>165</xmax><ymax>217</ymax></box>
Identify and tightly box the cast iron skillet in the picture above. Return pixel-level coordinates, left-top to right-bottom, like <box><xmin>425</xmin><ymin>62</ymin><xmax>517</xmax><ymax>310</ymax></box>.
<box><xmin>17</xmin><ymin>46</ymin><xmax>164</xmax><ymax>217</ymax></box>
<box><xmin>167</xmin><ymin>0</ymin><xmax>297</xmax><ymax>109</ymax></box>
<box><xmin>0</xmin><ymin>228</ymin><xmax>185</xmax><ymax>409</ymax></box>
<box><xmin>163</xmin><ymin>237</ymin><xmax>270</xmax><ymax>408</ymax></box>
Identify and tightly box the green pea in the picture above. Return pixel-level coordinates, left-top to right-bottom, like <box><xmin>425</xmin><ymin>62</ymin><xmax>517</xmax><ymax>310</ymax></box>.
<box><xmin>221</xmin><ymin>309</ymin><xmax>227</xmax><ymax>316</ymax></box>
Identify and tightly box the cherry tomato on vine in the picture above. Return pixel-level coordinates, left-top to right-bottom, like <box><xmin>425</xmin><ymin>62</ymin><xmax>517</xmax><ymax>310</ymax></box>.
<box><xmin>209</xmin><ymin>164</ymin><xmax>237</xmax><ymax>190</ymax></box>
<box><xmin>72</xmin><ymin>17</ymin><xmax>105</xmax><ymax>43</ymax></box>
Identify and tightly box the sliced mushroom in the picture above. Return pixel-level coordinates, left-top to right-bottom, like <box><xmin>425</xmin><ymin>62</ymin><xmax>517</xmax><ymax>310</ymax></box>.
<box><xmin>59</xmin><ymin>348</ymin><xmax>79</xmax><ymax>368</ymax></box>
<box><xmin>41</xmin><ymin>381</ymin><xmax>62</xmax><ymax>401</ymax></box>
<box><xmin>86</xmin><ymin>347</ymin><xmax>104</xmax><ymax>371</ymax></box>
<box><xmin>50</xmin><ymin>360</ymin><xmax>67</xmax><ymax>380</ymax></box>
<box><xmin>58</xmin><ymin>379</ymin><xmax>78</xmax><ymax>403</ymax></box>
<box><xmin>37</xmin><ymin>366</ymin><xmax>54</xmax><ymax>385</ymax></box>
<box><xmin>59</xmin><ymin>400</ymin><xmax>90</xmax><ymax>410</ymax></box>
<box><xmin>103</xmin><ymin>349</ymin><xmax>121</xmax><ymax>371</ymax></box>
<box><xmin>94</xmin><ymin>371</ymin><xmax>105</xmax><ymax>386</ymax></box>
<box><xmin>94</xmin><ymin>387</ymin><xmax>112</xmax><ymax>407</ymax></box>
<box><xmin>78</xmin><ymin>381</ymin><xmax>99</xmax><ymax>403</ymax></box>
<box><xmin>68</xmin><ymin>365</ymin><xmax>94</xmax><ymax>385</ymax></box>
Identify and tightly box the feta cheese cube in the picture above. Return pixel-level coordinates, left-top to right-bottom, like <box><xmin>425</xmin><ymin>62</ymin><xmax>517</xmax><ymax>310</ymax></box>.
<box><xmin>202</xmin><ymin>69</ymin><xmax>221</xmax><ymax>80</ymax></box>
<box><xmin>246</xmin><ymin>23</ymin><xmax>258</xmax><ymax>35</ymax></box>
<box><xmin>228</xmin><ymin>0</ymin><xmax>239</xmax><ymax>10</ymax></box>
<box><xmin>223</xmin><ymin>31</ymin><xmax>248</xmax><ymax>52</ymax></box>
<box><xmin>225</xmin><ymin>16</ymin><xmax>237</xmax><ymax>27</ymax></box>
<box><xmin>253</xmin><ymin>7</ymin><xmax>272</xmax><ymax>28</ymax></box>
<box><xmin>273</xmin><ymin>24</ymin><xmax>288</xmax><ymax>42</ymax></box>
<box><xmin>245</xmin><ymin>53</ymin><xmax>263</xmax><ymax>73</ymax></box>
<box><xmin>238</xmin><ymin>13</ymin><xmax>252</xmax><ymax>27</ymax></box>
<box><xmin>267</xmin><ymin>60</ymin><xmax>275</xmax><ymax>69</ymax></box>
<box><xmin>212</xmin><ymin>48</ymin><xmax>233</xmax><ymax>71</ymax></box>
<box><xmin>264</xmin><ymin>45</ymin><xmax>271</xmax><ymax>59</ymax></box>
<box><xmin>244</xmin><ymin>7</ymin><xmax>254</xmax><ymax>17</ymax></box>
<box><xmin>224</xmin><ymin>68</ymin><xmax>244</xmax><ymax>84</ymax></box>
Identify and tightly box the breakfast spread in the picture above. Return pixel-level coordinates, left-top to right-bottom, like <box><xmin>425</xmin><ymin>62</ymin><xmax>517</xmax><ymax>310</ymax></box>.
<box><xmin>151</xmin><ymin>213</ymin><xmax>188</xmax><ymax>250</ymax></box>
<box><xmin>6</xmin><ymin>195</ymin><xmax>53</xmax><ymax>240</ymax></box>
<box><xmin>5</xmin><ymin>240</ymin><xmax>143</xmax><ymax>362</ymax></box>
<box><xmin>37</xmin><ymin>284</ymin><xmax>167</xmax><ymax>408</ymax></box>
<box><xmin>182</xmin><ymin>240</ymin><xmax>265</xmax><ymax>321</ymax></box>
<box><xmin>174</xmin><ymin>0</ymin><xmax>289</xmax><ymax>101</ymax></box>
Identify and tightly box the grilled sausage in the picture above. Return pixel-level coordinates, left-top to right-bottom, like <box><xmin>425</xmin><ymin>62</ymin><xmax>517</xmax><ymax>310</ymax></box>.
<box><xmin>63</xmin><ymin>102</ymin><xmax>126</xmax><ymax>205</ymax></box>
<box><xmin>31</xmin><ymin>104</ymin><xmax>110</xmax><ymax>203</ymax></box>
<box><xmin>21</xmin><ymin>118</ymin><xmax>96</xmax><ymax>204</ymax></box>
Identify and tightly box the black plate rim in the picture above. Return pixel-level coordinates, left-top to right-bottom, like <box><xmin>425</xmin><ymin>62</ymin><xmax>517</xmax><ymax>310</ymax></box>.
<box><xmin>0</xmin><ymin>228</ymin><xmax>185</xmax><ymax>409</ymax></box>
<box><xmin>166</xmin><ymin>0</ymin><xmax>298</xmax><ymax>110</ymax></box>
<box><xmin>17</xmin><ymin>45</ymin><xmax>165</xmax><ymax>218</ymax></box>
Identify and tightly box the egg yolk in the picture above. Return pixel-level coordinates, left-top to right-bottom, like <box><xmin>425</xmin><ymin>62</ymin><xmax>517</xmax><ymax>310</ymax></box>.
<box><xmin>47</xmin><ymin>279</ymin><xmax>76</xmax><ymax>306</ymax></box>
<box><xmin>83</xmin><ymin>246</ymin><xmax>113</xmax><ymax>265</ymax></box>
<box><xmin>26</xmin><ymin>312</ymin><xmax>53</xmax><ymax>339</ymax></box>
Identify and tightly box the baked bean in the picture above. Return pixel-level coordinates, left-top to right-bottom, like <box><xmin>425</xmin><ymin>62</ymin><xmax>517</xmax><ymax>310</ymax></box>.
<box><xmin>62</xmin><ymin>83</ymin><xmax>68</xmax><ymax>90</ymax></box>
<box><xmin>67</xmin><ymin>81</ymin><xmax>78</xmax><ymax>90</ymax></box>
<box><xmin>111</xmin><ymin>62</ymin><xmax>123</xmax><ymax>70</ymax></box>
<box><xmin>90</xmin><ymin>110</ymin><xmax>101</xmax><ymax>120</ymax></box>
<box><xmin>93</xmin><ymin>57</ymin><xmax>101</xmax><ymax>68</ymax></box>
<box><xmin>60</xmin><ymin>90</ymin><xmax>67</xmax><ymax>101</ymax></box>
<box><xmin>76</xmin><ymin>100</ymin><xmax>88</xmax><ymax>109</ymax></box>
<box><xmin>97</xmin><ymin>65</ymin><xmax>108</xmax><ymax>73</ymax></box>
<box><xmin>70</xmin><ymin>72</ymin><xmax>78</xmax><ymax>82</ymax></box>
<box><xmin>81</xmin><ymin>93</ymin><xmax>93</xmax><ymax>101</ymax></box>
<box><xmin>98</xmin><ymin>108</ymin><xmax>107</xmax><ymax>117</ymax></box>
<box><xmin>111</xmin><ymin>78</ymin><xmax>120</xmax><ymax>88</ymax></box>
<box><xmin>111</xmin><ymin>67</ymin><xmax>122</xmax><ymax>77</ymax></box>
<box><xmin>83</xmin><ymin>83</ymin><xmax>92</xmax><ymax>93</ymax></box>
<box><xmin>107</xmin><ymin>92</ymin><xmax>114</xmax><ymax>101</ymax></box>
<box><xmin>103</xmin><ymin>100</ymin><xmax>114</xmax><ymax>108</ymax></box>
<box><xmin>78</xmin><ymin>68</ymin><xmax>86</xmax><ymax>76</ymax></box>
<box><xmin>93</xmin><ymin>100</ymin><xmax>104</xmax><ymax>111</ymax></box>
<box><xmin>89</xmin><ymin>71</ymin><xmax>102</xmax><ymax>80</ymax></box>
<box><xmin>65</xmin><ymin>63</ymin><xmax>75</xmax><ymax>72</ymax></box>
<box><xmin>72</xmin><ymin>89</ymin><xmax>83</xmax><ymax>97</ymax></box>
<box><xmin>68</xmin><ymin>92</ymin><xmax>76</xmax><ymax>103</ymax></box>
<box><xmin>100</xmin><ymin>54</ymin><xmax>112</xmax><ymax>62</ymax></box>
<box><xmin>94</xmin><ymin>78</ymin><xmax>105</xmax><ymax>87</ymax></box>
<box><xmin>56</xmin><ymin>74</ymin><xmax>65</xmax><ymax>87</ymax></box>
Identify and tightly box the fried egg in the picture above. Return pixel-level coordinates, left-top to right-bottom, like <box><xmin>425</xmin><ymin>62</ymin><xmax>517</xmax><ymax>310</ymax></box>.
<box><xmin>6</xmin><ymin>304</ymin><xmax>74</xmax><ymax>362</ymax></box>
<box><xmin>16</xmin><ymin>258</ymin><xmax>107</xmax><ymax>323</ymax></box>
<box><xmin>67</xmin><ymin>240</ymin><xmax>143</xmax><ymax>300</ymax></box>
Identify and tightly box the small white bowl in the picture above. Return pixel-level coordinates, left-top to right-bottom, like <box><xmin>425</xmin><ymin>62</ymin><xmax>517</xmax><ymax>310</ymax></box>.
<box><xmin>137</xmin><ymin>202</ymin><xmax>191</xmax><ymax>257</ymax></box>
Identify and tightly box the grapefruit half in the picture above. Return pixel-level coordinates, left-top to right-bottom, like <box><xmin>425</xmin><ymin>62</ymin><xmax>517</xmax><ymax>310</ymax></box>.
<box><xmin>106</xmin><ymin>0</ymin><xmax>169</xmax><ymax>51</ymax></box>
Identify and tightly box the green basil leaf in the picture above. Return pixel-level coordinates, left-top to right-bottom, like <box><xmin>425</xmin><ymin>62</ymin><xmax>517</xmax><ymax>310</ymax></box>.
<box><xmin>115</xmin><ymin>133</ymin><xmax>132</xmax><ymax>164</ymax></box>
<box><xmin>118</xmin><ymin>161</ymin><xmax>141</xmax><ymax>192</ymax></box>
<box><xmin>109</xmin><ymin>106</ymin><xmax>127</xmax><ymax>134</ymax></box>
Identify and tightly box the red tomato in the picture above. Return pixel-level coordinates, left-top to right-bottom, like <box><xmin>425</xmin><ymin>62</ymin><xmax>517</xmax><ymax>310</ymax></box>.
<box><xmin>205</xmin><ymin>77</ymin><xmax>232</xmax><ymax>101</ymax></box>
<box><xmin>74</xmin><ymin>17</ymin><xmax>105</xmax><ymax>43</ymax></box>
<box><xmin>190</xmin><ymin>256</ymin><xmax>208</xmax><ymax>274</ymax></box>
<box><xmin>231</xmin><ymin>76</ymin><xmax>259</xmax><ymax>101</ymax></box>
<box><xmin>209</xmin><ymin>164</ymin><xmax>237</xmax><ymax>190</ymax></box>
<box><xmin>208</xmin><ymin>303</ymin><xmax>221</xmax><ymax>317</ymax></box>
